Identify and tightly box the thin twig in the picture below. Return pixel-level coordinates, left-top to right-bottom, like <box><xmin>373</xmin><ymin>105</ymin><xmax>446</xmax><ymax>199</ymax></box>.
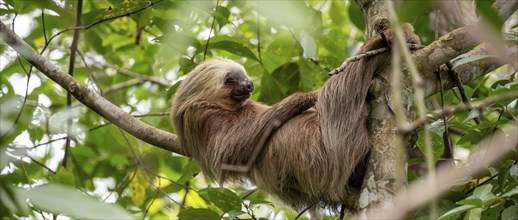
<box><xmin>20</xmin><ymin>159</ymin><xmax>49</xmax><ymax>219</ymax></box>
<box><xmin>103</xmin><ymin>78</ymin><xmax>144</xmax><ymax>95</ymax></box>
<box><xmin>436</xmin><ymin>71</ymin><xmax>453</xmax><ymax>165</ymax></box>
<box><xmin>76</xmin><ymin>50</ymin><xmax>103</xmax><ymax>95</ymax></box>
<box><xmin>241</xmin><ymin>188</ymin><xmax>257</xmax><ymax>200</ymax></box>
<box><xmin>294</xmin><ymin>200</ymin><xmax>319</xmax><ymax>220</ymax></box>
<box><xmin>41</xmin><ymin>0</ymin><xmax>164</xmax><ymax>54</ymax></box>
<box><xmin>143</xmin><ymin>180</ymin><xmax>161</xmax><ymax>219</ymax></box>
<box><xmin>27</xmin><ymin>155</ymin><xmax>56</xmax><ymax>174</ymax></box>
<box><xmin>203</xmin><ymin>0</ymin><xmax>220</xmax><ymax>61</ymax></box>
<box><xmin>64</xmin><ymin>0</ymin><xmax>83</xmax><ymax>168</ymax></box>
<box><xmin>41</xmin><ymin>9</ymin><xmax>48</xmax><ymax>44</ymax></box>
<box><xmin>402</xmin><ymin>91</ymin><xmax>518</xmax><ymax>132</ymax></box>
<box><xmin>31</xmin><ymin>112</ymin><xmax>170</xmax><ymax>149</ymax></box>
<box><xmin>104</xmin><ymin>63</ymin><xmax>171</xmax><ymax>87</ymax></box>
<box><xmin>339</xmin><ymin>204</ymin><xmax>346</xmax><ymax>220</ymax></box>
<box><xmin>119</xmin><ymin>129</ymin><xmax>184</xmax><ymax>207</ymax></box>
<box><xmin>256</xmin><ymin>13</ymin><xmax>262</xmax><ymax>64</ymax></box>
<box><xmin>329</xmin><ymin>43</ymin><xmax>424</xmax><ymax>75</ymax></box>
<box><xmin>1</xmin><ymin>15</ymin><xmax>33</xmax><ymax>140</ymax></box>
<box><xmin>446</xmin><ymin>62</ymin><xmax>482</xmax><ymax>124</ymax></box>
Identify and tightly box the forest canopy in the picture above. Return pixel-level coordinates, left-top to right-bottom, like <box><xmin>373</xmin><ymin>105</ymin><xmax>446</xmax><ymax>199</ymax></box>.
<box><xmin>0</xmin><ymin>0</ymin><xmax>517</xmax><ymax>219</ymax></box>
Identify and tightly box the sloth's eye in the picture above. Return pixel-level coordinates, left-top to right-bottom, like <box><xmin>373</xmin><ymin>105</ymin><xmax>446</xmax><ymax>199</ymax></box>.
<box><xmin>225</xmin><ymin>78</ymin><xmax>237</xmax><ymax>85</ymax></box>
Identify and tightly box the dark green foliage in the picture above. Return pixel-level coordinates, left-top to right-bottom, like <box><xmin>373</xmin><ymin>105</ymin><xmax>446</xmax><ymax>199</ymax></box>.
<box><xmin>0</xmin><ymin>0</ymin><xmax>514</xmax><ymax>219</ymax></box>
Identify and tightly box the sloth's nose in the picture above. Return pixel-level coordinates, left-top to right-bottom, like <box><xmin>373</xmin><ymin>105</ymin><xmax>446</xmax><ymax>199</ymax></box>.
<box><xmin>241</xmin><ymin>80</ymin><xmax>254</xmax><ymax>93</ymax></box>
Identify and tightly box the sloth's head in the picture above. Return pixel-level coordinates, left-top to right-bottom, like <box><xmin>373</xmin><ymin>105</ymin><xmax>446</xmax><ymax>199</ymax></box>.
<box><xmin>173</xmin><ymin>58</ymin><xmax>254</xmax><ymax>112</ymax></box>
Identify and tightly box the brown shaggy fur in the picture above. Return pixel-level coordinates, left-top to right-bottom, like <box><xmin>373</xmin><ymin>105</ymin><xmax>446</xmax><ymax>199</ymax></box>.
<box><xmin>171</xmin><ymin>27</ymin><xmax>419</xmax><ymax>214</ymax></box>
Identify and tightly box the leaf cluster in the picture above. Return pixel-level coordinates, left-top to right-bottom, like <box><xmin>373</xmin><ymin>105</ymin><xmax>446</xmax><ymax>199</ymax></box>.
<box><xmin>0</xmin><ymin>0</ymin><xmax>516</xmax><ymax>219</ymax></box>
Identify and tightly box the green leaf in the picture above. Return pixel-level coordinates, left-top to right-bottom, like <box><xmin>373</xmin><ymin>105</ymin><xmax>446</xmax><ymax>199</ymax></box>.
<box><xmin>416</xmin><ymin>131</ymin><xmax>444</xmax><ymax>163</ymax></box>
<box><xmin>489</xmin><ymin>81</ymin><xmax>518</xmax><ymax>102</ymax></box>
<box><xmin>348</xmin><ymin>2</ymin><xmax>365</xmax><ymax>30</ymax></box>
<box><xmin>19</xmin><ymin>184</ymin><xmax>134</xmax><ymax>219</ymax></box>
<box><xmin>0</xmin><ymin>147</ymin><xmax>9</xmax><ymax>169</ymax></box>
<box><xmin>108</xmin><ymin>154</ymin><xmax>130</xmax><ymax>167</ymax></box>
<box><xmin>438</xmin><ymin>205</ymin><xmax>477</xmax><ymax>220</ymax></box>
<box><xmin>452</xmin><ymin>55</ymin><xmax>495</xmax><ymax>69</ymax></box>
<box><xmin>228</xmin><ymin>210</ymin><xmax>247</xmax><ymax>219</ymax></box>
<box><xmin>398</xmin><ymin>0</ymin><xmax>433</xmax><ymax>23</ymax></box>
<box><xmin>457</xmin><ymin>129</ymin><xmax>484</xmax><ymax>148</ymax></box>
<box><xmin>463</xmin><ymin>207</ymin><xmax>482</xmax><ymax>220</ymax></box>
<box><xmin>49</xmin><ymin>168</ymin><xmax>75</xmax><ymax>187</ymax></box>
<box><xmin>300</xmin><ymin>31</ymin><xmax>317</xmax><ymax>59</ymax></box>
<box><xmin>178</xmin><ymin>56</ymin><xmax>197</xmax><ymax>76</ymax></box>
<box><xmin>271</xmin><ymin>62</ymin><xmax>300</xmax><ymax>95</ymax></box>
<box><xmin>473</xmin><ymin>184</ymin><xmax>492</xmax><ymax>199</ymax></box>
<box><xmin>469</xmin><ymin>184</ymin><xmax>499</xmax><ymax>206</ymax></box>
<box><xmin>429</xmin><ymin>119</ymin><xmax>446</xmax><ymax>136</ymax></box>
<box><xmin>0</xmin><ymin>95</ymin><xmax>37</xmax><ymax>145</ymax></box>
<box><xmin>177</xmin><ymin>160</ymin><xmax>200</xmax><ymax>182</ymax></box>
<box><xmin>93</xmin><ymin>1</ymin><xmax>151</xmax><ymax>25</ymax></box>
<box><xmin>511</xmin><ymin>165</ymin><xmax>518</xmax><ymax>180</ymax></box>
<box><xmin>198</xmin><ymin>188</ymin><xmax>242</xmax><ymax>212</ymax></box>
<box><xmin>297</xmin><ymin>61</ymin><xmax>316</xmax><ymax>92</ymax></box>
<box><xmin>102</xmin><ymin>34</ymin><xmax>134</xmax><ymax>50</ymax></box>
<box><xmin>463</xmin><ymin>109</ymin><xmax>483</xmax><ymax>123</ymax></box>
<box><xmin>481</xmin><ymin>203</ymin><xmax>504</xmax><ymax>220</ymax></box>
<box><xmin>501</xmin><ymin>187</ymin><xmax>518</xmax><ymax>198</ymax></box>
<box><xmin>262</xmin><ymin>51</ymin><xmax>288</xmax><ymax>74</ymax></box>
<box><xmin>264</xmin><ymin>33</ymin><xmax>296</xmax><ymax>68</ymax></box>
<box><xmin>178</xmin><ymin>208</ymin><xmax>220</xmax><ymax>220</ymax></box>
<box><xmin>255</xmin><ymin>1</ymin><xmax>320</xmax><ymax>30</ymax></box>
<box><xmin>329</xmin><ymin>1</ymin><xmax>346</xmax><ymax>26</ymax></box>
<box><xmin>167</xmin><ymin>80</ymin><xmax>182</xmax><ymax>101</ymax></box>
<box><xmin>258</xmin><ymin>71</ymin><xmax>285</xmax><ymax>105</ymax></box>
<box><xmin>457</xmin><ymin>198</ymin><xmax>483</xmax><ymax>206</ymax></box>
<box><xmin>215</xmin><ymin>6</ymin><xmax>231</xmax><ymax>29</ymax></box>
<box><xmin>131</xmin><ymin>4</ymin><xmax>153</xmax><ymax>27</ymax></box>
<box><xmin>31</xmin><ymin>0</ymin><xmax>74</xmax><ymax>24</ymax></box>
<box><xmin>501</xmin><ymin>205</ymin><xmax>518</xmax><ymax>220</ymax></box>
<box><xmin>413</xmin><ymin>200</ymin><xmax>460</xmax><ymax>220</ymax></box>
<box><xmin>207</xmin><ymin>37</ymin><xmax>258</xmax><ymax>61</ymax></box>
<box><xmin>0</xmin><ymin>182</ymin><xmax>30</xmax><ymax>216</ymax></box>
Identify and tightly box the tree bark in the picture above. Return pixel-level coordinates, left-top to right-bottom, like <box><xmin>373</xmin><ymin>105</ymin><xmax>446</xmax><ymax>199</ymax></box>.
<box><xmin>354</xmin><ymin>0</ymin><xmax>517</xmax><ymax>215</ymax></box>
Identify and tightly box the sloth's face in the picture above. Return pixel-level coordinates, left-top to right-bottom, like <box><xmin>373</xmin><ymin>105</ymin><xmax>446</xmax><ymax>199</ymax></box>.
<box><xmin>224</xmin><ymin>70</ymin><xmax>254</xmax><ymax>102</ymax></box>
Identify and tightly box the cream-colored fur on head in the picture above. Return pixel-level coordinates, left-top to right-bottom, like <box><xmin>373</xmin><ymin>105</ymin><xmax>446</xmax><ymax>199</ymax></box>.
<box><xmin>173</xmin><ymin>58</ymin><xmax>248</xmax><ymax>115</ymax></box>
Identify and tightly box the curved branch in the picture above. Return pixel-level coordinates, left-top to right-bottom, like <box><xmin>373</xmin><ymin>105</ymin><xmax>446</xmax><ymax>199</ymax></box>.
<box><xmin>413</xmin><ymin>26</ymin><xmax>481</xmax><ymax>76</ymax></box>
<box><xmin>365</xmin><ymin>122</ymin><xmax>518</xmax><ymax>219</ymax></box>
<box><xmin>425</xmin><ymin>44</ymin><xmax>518</xmax><ymax>97</ymax></box>
<box><xmin>0</xmin><ymin>21</ymin><xmax>185</xmax><ymax>155</ymax></box>
<box><xmin>413</xmin><ymin>0</ymin><xmax>518</xmax><ymax>78</ymax></box>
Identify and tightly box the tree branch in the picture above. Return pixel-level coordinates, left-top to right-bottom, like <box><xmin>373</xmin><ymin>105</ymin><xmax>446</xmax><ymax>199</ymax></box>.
<box><xmin>413</xmin><ymin>0</ymin><xmax>518</xmax><ymax>79</ymax></box>
<box><xmin>425</xmin><ymin>44</ymin><xmax>518</xmax><ymax>97</ymax></box>
<box><xmin>364</xmin><ymin>122</ymin><xmax>518</xmax><ymax>219</ymax></box>
<box><xmin>413</xmin><ymin>25</ymin><xmax>481</xmax><ymax>76</ymax></box>
<box><xmin>0</xmin><ymin>21</ymin><xmax>185</xmax><ymax>156</ymax></box>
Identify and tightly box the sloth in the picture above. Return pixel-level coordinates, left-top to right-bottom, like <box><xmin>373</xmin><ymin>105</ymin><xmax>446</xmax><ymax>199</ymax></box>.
<box><xmin>171</xmin><ymin>26</ymin><xmax>419</xmax><ymax>215</ymax></box>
